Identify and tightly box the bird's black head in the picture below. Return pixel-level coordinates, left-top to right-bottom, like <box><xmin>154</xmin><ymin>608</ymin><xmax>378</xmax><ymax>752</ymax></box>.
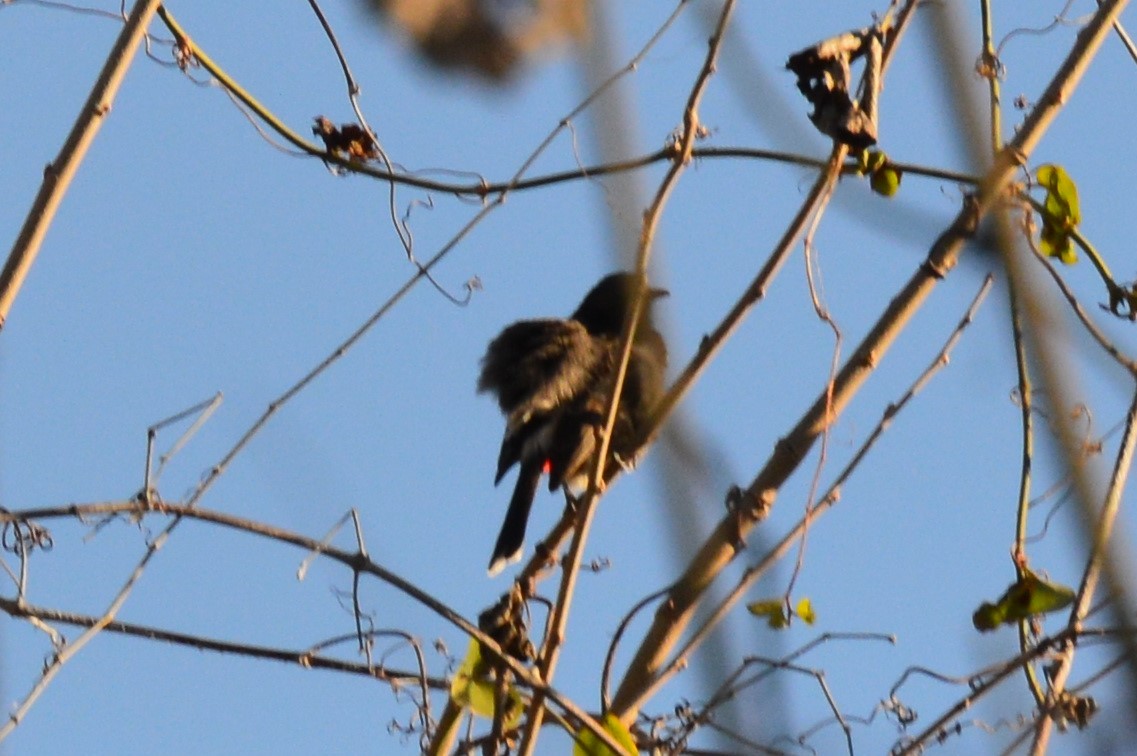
<box><xmin>571</xmin><ymin>272</ymin><xmax>667</xmax><ymax>337</ymax></box>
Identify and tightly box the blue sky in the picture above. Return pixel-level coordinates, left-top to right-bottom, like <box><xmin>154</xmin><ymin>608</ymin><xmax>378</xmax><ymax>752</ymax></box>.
<box><xmin>3</xmin><ymin>1</ymin><xmax>1137</xmax><ymax>753</ymax></box>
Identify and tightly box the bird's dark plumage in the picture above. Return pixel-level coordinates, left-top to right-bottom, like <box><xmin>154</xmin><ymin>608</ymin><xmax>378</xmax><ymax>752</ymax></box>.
<box><xmin>478</xmin><ymin>272</ymin><xmax>668</xmax><ymax>576</ymax></box>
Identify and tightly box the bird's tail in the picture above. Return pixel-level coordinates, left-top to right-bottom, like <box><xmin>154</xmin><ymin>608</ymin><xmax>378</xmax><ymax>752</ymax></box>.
<box><xmin>487</xmin><ymin>458</ymin><xmax>543</xmax><ymax>576</ymax></box>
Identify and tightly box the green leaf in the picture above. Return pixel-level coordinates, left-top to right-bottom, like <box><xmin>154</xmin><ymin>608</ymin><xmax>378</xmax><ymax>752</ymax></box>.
<box><xmin>1036</xmin><ymin>164</ymin><xmax>1081</xmax><ymax>264</ymax></box>
<box><xmin>450</xmin><ymin>638</ymin><xmax>523</xmax><ymax>726</ymax></box>
<box><xmin>972</xmin><ymin>568</ymin><xmax>1076</xmax><ymax>632</ymax></box>
<box><xmin>574</xmin><ymin>713</ymin><xmax>637</xmax><ymax>756</ymax></box>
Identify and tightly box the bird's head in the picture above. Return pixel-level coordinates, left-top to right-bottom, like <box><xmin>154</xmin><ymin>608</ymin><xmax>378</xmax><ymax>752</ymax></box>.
<box><xmin>571</xmin><ymin>272</ymin><xmax>668</xmax><ymax>337</ymax></box>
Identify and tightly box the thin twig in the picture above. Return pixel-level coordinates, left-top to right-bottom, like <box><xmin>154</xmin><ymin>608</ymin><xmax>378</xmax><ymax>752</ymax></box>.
<box><xmin>304</xmin><ymin>0</ymin><xmax>461</xmax><ymax>301</ymax></box>
<box><xmin>0</xmin><ymin>500</ymin><xmax>622</xmax><ymax>752</ymax></box>
<box><xmin>896</xmin><ymin>626</ymin><xmax>1079</xmax><ymax>755</ymax></box>
<box><xmin>155</xmin><ymin>10</ymin><xmax>980</xmax><ymax>202</ymax></box>
<box><xmin>0</xmin><ymin>595</ymin><xmax>441</xmax><ymax>685</ymax></box>
<box><xmin>1007</xmin><ymin>264</ymin><xmax>1046</xmax><ymax>707</ymax></box>
<box><xmin>786</xmin><ymin>164</ymin><xmax>844</xmax><ymax>602</ymax></box>
<box><xmin>150</xmin><ymin>392</ymin><xmax>223</xmax><ymax>485</ymax></box>
<box><xmin>601</xmin><ymin>586</ymin><xmax>672</xmax><ymax>711</ymax></box>
<box><xmin>1031</xmin><ymin>388</ymin><xmax>1137</xmax><ymax>752</ymax></box>
<box><xmin>688</xmin><ymin>634</ymin><xmax>895</xmax><ymax>751</ymax></box>
<box><xmin>1022</xmin><ymin>215</ymin><xmax>1137</xmax><ymax>374</ymax></box>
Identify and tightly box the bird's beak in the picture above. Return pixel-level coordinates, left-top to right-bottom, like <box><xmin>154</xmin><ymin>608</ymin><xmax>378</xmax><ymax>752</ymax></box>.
<box><xmin>648</xmin><ymin>287</ymin><xmax>669</xmax><ymax>300</ymax></box>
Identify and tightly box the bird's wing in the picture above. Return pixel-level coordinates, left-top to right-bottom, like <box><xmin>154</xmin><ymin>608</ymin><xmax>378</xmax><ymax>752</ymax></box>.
<box><xmin>622</xmin><ymin>337</ymin><xmax>667</xmax><ymax>427</ymax></box>
<box><xmin>544</xmin><ymin>337</ymin><xmax>616</xmax><ymax>490</ymax></box>
<box><xmin>546</xmin><ymin>336</ymin><xmax>668</xmax><ymax>490</ymax></box>
<box><xmin>478</xmin><ymin>319</ymin><xmax>601</xmax><ymax>416</ymax></box>
<box><xmin>479</xmin><ymin>318</ymin><xmax>604</xmax><ymax>482</ymax></box>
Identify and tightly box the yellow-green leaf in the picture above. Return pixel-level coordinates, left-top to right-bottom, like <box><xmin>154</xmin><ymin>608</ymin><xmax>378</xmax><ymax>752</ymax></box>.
<box><xmin>870</xmin><ymin>164</ymin><xmax>902</xmax><ymax>197</ymax></box>
<box><xmin>796</xmin><ymin>597</ymin><xmax>817</xmax><ymax>625</ymax></box>
<box><xmin>972</xmin><ymin>568</ymin><xmax>1076</xmax><ymax>632</ymax></box>
<box><xmin>1037</xmin><ymin>164</ymin><xmax>1081</xmax><ymax>226</ymax></box>
<box><xmin>864</xmin><ymin>149</ymin><xmax>888</xmax><ymax>173</ymax></box>
<box><xmin>857</xmin><ymin>149</ymin><xmax>902</xmax><ymax>197</ymax></box>
<box><xmin>1022</xmin><ymin>572</ymin><xmax>1077</xmax><ymax>614</ymax></box>
<box><xmin>574</xmin><ymin>712</ymin><xmax>637</xmax><ymax>756</ymax></box>
<box><xmin>450</xmin><ymin>638</ymin><xmax>523</xmax><ymax>726</ymax></box>
<box><xmin>972</xmin><ymin>601</ymin><xmax>1003</xmax><ymax>631</ymax></box>
<box><xmin>1039</xmin><ymin>225</ymin><xmax>1077</xmax><ymax>264</ymax></box>
<box><xmin>747</xmin><ymin>598</ymin><xmax>788</xmax><ymax>629</ymax></box>
<box><xmin>855</xmin><ymin>148</ymin><xmax>886</xmax><ymax>176</ymax></box>
<box><xmin>1036</xmin><ymin>164</ymin><xmax>1081</xmax><ymax>264</ymax></box>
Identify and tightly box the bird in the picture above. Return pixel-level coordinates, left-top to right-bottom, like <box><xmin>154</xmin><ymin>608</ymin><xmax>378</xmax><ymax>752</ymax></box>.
<box><xmin>478</xmin><ymin>272</ymin><xmax>668</xmax><ymax>576</ymax></box>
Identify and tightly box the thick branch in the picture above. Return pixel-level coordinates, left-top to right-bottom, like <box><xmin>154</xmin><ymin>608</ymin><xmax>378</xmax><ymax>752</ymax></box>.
<box><xmin>610</xmin><ymin>0</ymin><xmax>1132</xmax><ymax>721</ymax></box>
<box><xmin>0</xmin><ymin>0</ymin><xmax>163</xmax><ymax>329</ymax></box>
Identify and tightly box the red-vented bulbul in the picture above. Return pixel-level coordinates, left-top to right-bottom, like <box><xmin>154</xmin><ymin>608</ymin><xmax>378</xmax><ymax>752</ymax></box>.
<box><xmin>478</xmin><ymin>272</ymin><xmax>668</xmax><ymax>576</ymax></box>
